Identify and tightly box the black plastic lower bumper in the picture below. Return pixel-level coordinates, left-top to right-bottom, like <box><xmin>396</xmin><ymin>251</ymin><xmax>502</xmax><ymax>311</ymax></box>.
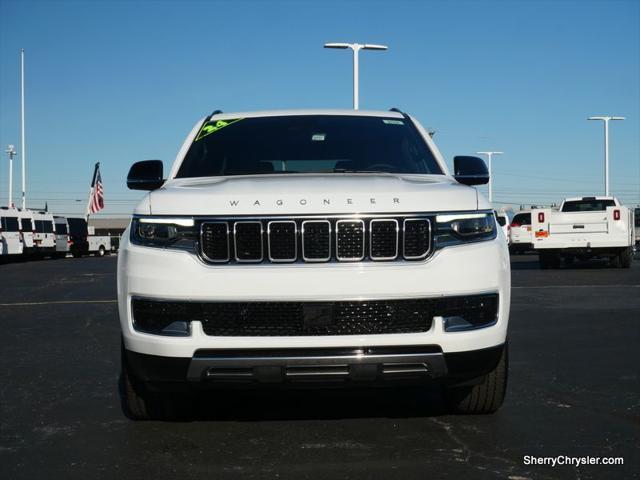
<box><xmin>124</xmin><ymin>344</ymin><xmax>506</xmax><ymax>390</ymax></box>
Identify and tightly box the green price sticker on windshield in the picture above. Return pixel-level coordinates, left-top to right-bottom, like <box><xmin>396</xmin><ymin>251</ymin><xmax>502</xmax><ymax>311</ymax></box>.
<box><xmin>196</xmin><ymin>118</ymin><xmax>243</xmax><ymax>141</ymax></box>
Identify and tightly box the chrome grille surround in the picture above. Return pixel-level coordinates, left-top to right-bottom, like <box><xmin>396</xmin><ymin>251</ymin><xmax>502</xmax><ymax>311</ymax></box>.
<box><xmin>369</xmin><ymin>219</ymin><xmax>399</xmax><ymax>260</ymax></box>
<box><xmin>267</xmin><ymin>220</ymin><xmax>297</xmax><ymax>262</ymax></box>
<box><xmin>199</xmin><ymin>214</ymin><xmax>432</xmax><ymax>265</ymax></box>
<box><xmin>301</xmin><ymin>220</ymin><xmax>331</xmax><ymax>262</ymax></box>
<box><xmin>233</xmin><ymin>221</ymin><xmax>263</xmax><ymax>262</ymax></box>
<box><xmin>335</xmin><ymin>219</ymin><xmax>365</xmax><ymax>261</ymax></box>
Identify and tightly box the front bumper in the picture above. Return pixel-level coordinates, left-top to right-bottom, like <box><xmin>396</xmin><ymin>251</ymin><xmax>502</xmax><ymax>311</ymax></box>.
<box><xmin>118</xmin><ymin>229</ymin><xmax>510</xmax><ymax>359</ymax></box>
<box><xmin>125</xmin><ymin>343</ymin><xmax>506</xmax><ymax>389</ymax></box>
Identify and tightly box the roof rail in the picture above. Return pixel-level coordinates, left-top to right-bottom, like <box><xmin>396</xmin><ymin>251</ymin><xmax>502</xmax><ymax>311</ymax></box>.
<box><xmin>389</xmin><ymin>107</ymin><xmax>404</xmax><ymax>114</ymax></box>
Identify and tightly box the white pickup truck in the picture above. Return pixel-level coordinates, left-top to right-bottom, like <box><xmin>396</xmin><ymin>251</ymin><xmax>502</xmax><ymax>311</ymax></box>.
<box><xmin>532</xmin><ymin>196</ymin><xmax>635</xmax><ymax>269</ymax></box>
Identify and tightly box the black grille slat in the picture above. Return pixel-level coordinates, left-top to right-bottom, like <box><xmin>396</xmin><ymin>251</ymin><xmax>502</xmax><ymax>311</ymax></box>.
<box><xmin>268</xmin><ymin>221</ymin><xmax>296</xmax><ymax>262</ymax></box>
<box><xmin>201</xmin><ymin>222</ymin><xmax>229</xmax><ymax>262</ymax></box>
<box><xmin>370</xmin><ymin>220</ymin><xmax>398</xmax><ymax>260</ymax></box>
<box><xmin>234</xmin><ymin>222</ymin><xmax>263</xmax><ymax>261</ymax></box>
<box><xmin>403</xmin><ymin>219</ymin><xmax>431</xmax><ymax>259</ymax></box>
<box><xmin>336</xmin><ymin>220</ymin><xmax>365</xmax><ymax>260</ymax></box>
<box><xmin>302</xmin><ymin>221</ymin><xmax>331</xmax><ymax>261</ymax></box>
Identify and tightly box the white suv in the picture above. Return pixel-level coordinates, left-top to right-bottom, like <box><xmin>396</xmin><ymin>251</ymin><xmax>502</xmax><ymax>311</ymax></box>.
<box><xmin>118</xmin><ymin>109</ymin><xmax>511</xmax><ymax>420</ymax></box>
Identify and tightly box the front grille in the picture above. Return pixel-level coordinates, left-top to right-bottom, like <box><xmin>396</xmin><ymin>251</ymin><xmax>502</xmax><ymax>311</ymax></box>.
<box><xmin>200</xmin><ymin>215</ymin><xmax>431</xmax><ymax>264</ymax></box>
<box><xmin>131</xmin><ymin>294</ymin><xmax>498</xmax><ymax>337</ymax></box>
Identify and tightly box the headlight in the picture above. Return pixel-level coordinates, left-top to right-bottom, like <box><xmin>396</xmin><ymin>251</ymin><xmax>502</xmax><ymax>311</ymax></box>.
<box><xmin>434</xmin><ymin>212</ymin><xmax>496</xmax><ymax>247</ymax></box>
<box><xmin>130</xmin><ymin>217</ymin><xmax>196</xmax><ymax>250</ymax></box>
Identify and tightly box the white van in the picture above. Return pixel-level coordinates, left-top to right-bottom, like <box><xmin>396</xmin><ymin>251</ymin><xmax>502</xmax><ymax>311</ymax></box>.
<box><xmin>17</xmin><ymin>209</ymin><xmax>36</xmax><ymax>254</ymax></box>
<box><xmin>0</xmin><ymin>209</ymin><xmax>24</xmax><ymax>258</ymax></box>
<box><xmin>54</xmin><ymin>216</ymin><xmax>71</xmax><ymax>258</ymax></box>
<box><xmin>509</xmin><ymin>211</ymin><xmax>533</xmax><ymax>253</ymax></box>
<box><xmin>494</xmin><ymin>210</ymin><xmax>511</xmax><ymax>245</ymax></box>
<box><xmin>32</xmin><ymin>211</ymin><xmax>56</xmax><ymax>256</ymax></box>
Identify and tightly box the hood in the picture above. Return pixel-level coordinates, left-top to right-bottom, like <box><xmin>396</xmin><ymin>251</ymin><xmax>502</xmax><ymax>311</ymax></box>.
<box><xmin>137</xmin><ymin>173</ymin><xmax>479</xmax><ymax>216</ymax></box>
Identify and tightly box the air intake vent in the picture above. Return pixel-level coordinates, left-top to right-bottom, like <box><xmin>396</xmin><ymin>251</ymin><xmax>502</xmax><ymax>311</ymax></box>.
<box><xmin>336</xmin><ymin>220</ymin><xmax>365</xmax><ymax>261</ymax></box>
<box><xmin>268</xmin><ymin>221</ymin><xmax>296</xmax><ymax>262</ymax></box>
<box><xmin>403</xmin><ymin>219</ymin><xmax>431</xmax><ymax>259</ymax></box>
<box><xmin>234</xmin><ymin>221</ymin><xmax>263</xmax><ymax>262</ymax></box>
<box><xmin>370</xmin><ymin>219</ymin><xmax>398</xmax><ymax>260</ymax></box>
<box><xmin>302</xmin><ymin>220</ymin><xmax>331</xmax><ymax>261</ymax></box>
<box><xmin>201</xmin><ymin>222</ymin><xmax>229</xmax><ymax>262</ymax></box>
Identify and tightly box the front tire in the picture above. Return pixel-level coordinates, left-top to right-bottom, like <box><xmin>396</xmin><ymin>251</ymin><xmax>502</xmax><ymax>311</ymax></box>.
<box><xmin>121</xmin><ymin>343</ymin><xmax>193</xmax><ymax>421</ymax></box>
<box><xmin>443</xmin><ymin>343</ymin><xmax>508</xmax><ymax>414</ymax></box>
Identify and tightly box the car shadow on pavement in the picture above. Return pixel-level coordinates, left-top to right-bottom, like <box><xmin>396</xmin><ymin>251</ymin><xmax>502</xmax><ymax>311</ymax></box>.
<box><xmin>117</xmin><ymin>374</ymin><xmax>450</xmax><ymax>422</ymax></box>
<box><xmin>191</xmin><ymin>386</ymin><xmax>449</xmax><ymax>421</ymax></box>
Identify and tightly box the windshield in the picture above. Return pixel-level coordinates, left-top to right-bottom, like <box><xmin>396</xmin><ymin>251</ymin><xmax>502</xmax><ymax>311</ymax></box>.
<box><xmin>20</xmin><ymin>218</ymin><xmax>34</xmax><ymax>231</ymax></box>
<box><xmin>561</xmin><ymin>199</ymin><xmax>616</xmax><ymax>212</ymax></box>
<box><xmin>1</xmin><ymin>216</ymin><xmax>19</xmax><ymax>232</ymax></box>
<box><xmin>176</xmin><ymin>115</ymin><xmax>443</xmax><ymax>178</ymax></box>
<box><xmin>512</xmin><ymin>213</ymin><xmax>531</xmax><ymax>225</ymax></box>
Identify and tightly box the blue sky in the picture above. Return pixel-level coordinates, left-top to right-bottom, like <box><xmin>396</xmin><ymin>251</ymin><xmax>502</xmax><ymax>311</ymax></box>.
<box><xmin>0</xmin><ymin>0</ymin><xmax>638</xmax><ymax>216</ymax></box>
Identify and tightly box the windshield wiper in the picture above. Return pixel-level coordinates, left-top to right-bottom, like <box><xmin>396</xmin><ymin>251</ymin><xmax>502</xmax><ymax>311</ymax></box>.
<box><xmin>333</xmin><ymin>168</ymin><xmax>394</xmax><ymax>174</ymax></box>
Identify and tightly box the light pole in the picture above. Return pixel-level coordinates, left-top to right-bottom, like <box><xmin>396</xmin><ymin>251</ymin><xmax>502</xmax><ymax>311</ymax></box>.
<box><xmin>588</xmin><ymin>116</ymin><xmax>625</xmax><ymax>196</ymax></box>
<box><xmin>324</xmin><ymin>42</ymin><xmax>388</xmax><ymax>110</ymax></box>
<box><xmin>5</xmin><ymin>145</ymin><xmax>16</xmax><ymax>208</ymax></box>
<box><xmin>20</xmin><ymin>48</ymin><xmax>27</xmax><ymax>211</ymax></box>
<box><xmin>476</xmin><ymin>151</ymin><xmax>504</xmax><ymax>204</ymax></box>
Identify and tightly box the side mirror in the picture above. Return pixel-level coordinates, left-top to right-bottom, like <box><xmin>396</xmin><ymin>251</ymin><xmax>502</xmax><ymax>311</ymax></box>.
<box><xmin>127</xmin><ymin>160</ymin><xmax>164</xmax><ymax>190</ymax></box>
<box><xmin>453</xmin><ymin>156</ymin><xmax>489</xmax><ymax>186</ymax></box>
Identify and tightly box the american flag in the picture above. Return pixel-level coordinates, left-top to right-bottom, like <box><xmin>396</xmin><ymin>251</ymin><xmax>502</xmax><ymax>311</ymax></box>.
<box><xmin>87</xmin><ymin>163</ymin><xmax>104</xmax><ymax>216</ymax></box>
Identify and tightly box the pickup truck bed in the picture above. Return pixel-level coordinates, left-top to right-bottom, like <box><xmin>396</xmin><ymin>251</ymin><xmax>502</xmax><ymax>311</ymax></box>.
<box><xmin>532</xmin><ymin>198</ymin><xmax>634</xmax><ymax>268</ymax></box>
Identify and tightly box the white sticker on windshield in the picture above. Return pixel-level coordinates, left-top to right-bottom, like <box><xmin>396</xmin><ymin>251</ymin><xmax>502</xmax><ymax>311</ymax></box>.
<box><xmin>312</xmin><ymin>133</ymin><xmax>326</xmax><ymax>141</ymax></box>
<box><xmin>383</xmin><ymin>119</ymin><xmax>404</xmax><ymax>125</ymax></box>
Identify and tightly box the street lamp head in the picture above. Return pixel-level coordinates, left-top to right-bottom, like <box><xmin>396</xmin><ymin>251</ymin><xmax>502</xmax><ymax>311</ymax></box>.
<box><xmin>588</xmin><ymin>116</ymin><xmax>626</xmax><ymax>121</ymax></box>
<box><xmin>362</xmin><ymin>44</ymin><xmax>388</xmax><ymax>50</ymax></box>
<box><xmin>476</xmin><ymin>151</ymin><xmax>504</xmax><ymax>156</ymax></box>
<box><xmin>324</xmin><ymin>43</ymin><xmax>350</xmax><ymax>49</ymax></box>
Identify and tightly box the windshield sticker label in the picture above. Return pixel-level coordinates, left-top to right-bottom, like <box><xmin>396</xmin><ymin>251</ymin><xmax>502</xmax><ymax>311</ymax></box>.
<box><xmin>195</xmin><ymin>118</ymin><xmax>243</xmax><ymax>141</ymax></box>
<box><xmin>383</xmin><ymin>119</ymin><xmax>404</xmax><ymax>125</ymax></box>
<box><xmin>311</xmin><ymin>133</ymin><xmax>326</xmax><ymax>141</ymax></box>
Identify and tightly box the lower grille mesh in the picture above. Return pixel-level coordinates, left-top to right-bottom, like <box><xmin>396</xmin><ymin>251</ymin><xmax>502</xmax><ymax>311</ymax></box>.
<box><xmin>131</xmin><ymin>294</ymin><xmax>498</xmax><ymax>337</ymax></box>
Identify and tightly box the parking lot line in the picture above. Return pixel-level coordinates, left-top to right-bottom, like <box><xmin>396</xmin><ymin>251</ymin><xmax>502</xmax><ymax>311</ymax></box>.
<box><xmin>0</xmin><ymin>299</ymin><xmax>117</xmax><ymax>306</ymax></box>
<box><xmin>513</xmin><ymin>285</ymin><xmax>640</xmax><ymax>289</ymax></box>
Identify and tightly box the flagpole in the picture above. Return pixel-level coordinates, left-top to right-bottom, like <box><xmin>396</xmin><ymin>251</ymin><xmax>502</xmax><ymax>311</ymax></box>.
<box><xmin>86</xmin><ymin>162</ymin><xmax>99</xmax><ymax>221</ymax></box>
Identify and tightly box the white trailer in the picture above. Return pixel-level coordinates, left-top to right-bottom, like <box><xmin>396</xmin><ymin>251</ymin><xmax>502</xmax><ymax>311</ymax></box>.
<box><xmin>532</xmin><ymin>196</ymin><xmax>635</xmax><ymax>268</ymax></box>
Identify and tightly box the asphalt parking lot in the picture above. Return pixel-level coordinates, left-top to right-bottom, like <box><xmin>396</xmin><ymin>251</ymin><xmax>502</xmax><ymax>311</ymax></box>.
<box><xmin>1</xmin><ymin>254</ymin><xmax>638</xmax><ymax>479</ymax></box>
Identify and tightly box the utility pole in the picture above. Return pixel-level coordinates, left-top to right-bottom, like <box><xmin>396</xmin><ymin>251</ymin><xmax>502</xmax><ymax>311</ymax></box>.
<box><xmin>588</xmin><ymin>116</ymin><xmax>625</xmax><ymax>196</ymax></box>
<box><xmin>323</xmin><ymin>42</ymin><xmax>388</xmax><ymax>110</ymax></box>
<box><xmin>20</xmin><ymin>48</ymin><xmax>27</xmax><ymax>210</ymax></box>
<box><xmin>476</xmin><ymin>151</ymin><xmax>504</xmax><ymax>204</ymax></box>
<box><xmin>5</xmin><ymin>145</ymin><xmax>17</xmax><ymax>207</ymax></box>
